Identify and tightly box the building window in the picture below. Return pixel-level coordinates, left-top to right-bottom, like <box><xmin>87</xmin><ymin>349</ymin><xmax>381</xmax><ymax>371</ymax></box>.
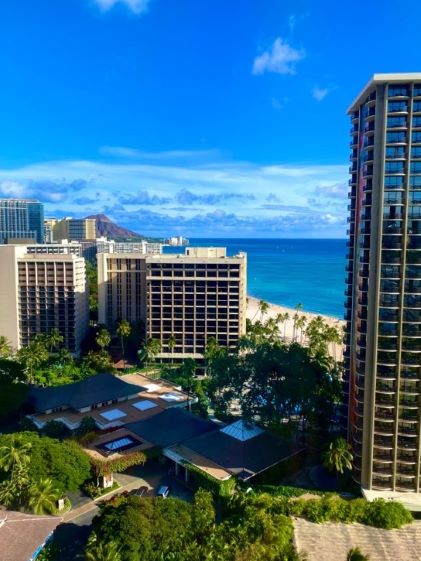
<box><xmin>388</xmin><ymin>85</ymin><xmax>409</xmax><ymax>97</ymax></box>
<box><xmin>387</xmin><ymin>116</ymin><xmax>407</xmax><ymax>128</ymax></box>
<box><xmin>386</xmin><ymin>131</ymin><xmax>406</xmax><ymax>144</ymax></box>
<box><xmin>385</xmin><ymin>161</ymin><xmax>405</xmax><ymax>173</ymax></box>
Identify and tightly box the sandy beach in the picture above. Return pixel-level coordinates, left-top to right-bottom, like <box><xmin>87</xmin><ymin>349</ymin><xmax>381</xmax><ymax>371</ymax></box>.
<box><xmin>246</xmin><ymin>296</ymin><xmax>345</xmax><ymax>358</ymax></box>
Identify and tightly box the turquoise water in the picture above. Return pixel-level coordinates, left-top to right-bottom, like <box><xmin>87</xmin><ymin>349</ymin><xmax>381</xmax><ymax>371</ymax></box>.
<box><xmin>164</xmin><ymin>239</ymin><xmax>347</xmax><ymax>318</ymax></box>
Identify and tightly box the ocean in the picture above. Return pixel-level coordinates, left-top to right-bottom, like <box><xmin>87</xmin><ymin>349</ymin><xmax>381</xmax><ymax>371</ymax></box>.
<box><xmin>164</xmin><ymin>239</ymin><xmax>347</xmax><ymax>319</ymax></box>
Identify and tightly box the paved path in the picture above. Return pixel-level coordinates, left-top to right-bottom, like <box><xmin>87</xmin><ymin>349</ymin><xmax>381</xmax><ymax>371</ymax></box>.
<box><xmin>63</xmin><ymin>473</ymin><xmax>149</xmax><ymax>523</ymax></box>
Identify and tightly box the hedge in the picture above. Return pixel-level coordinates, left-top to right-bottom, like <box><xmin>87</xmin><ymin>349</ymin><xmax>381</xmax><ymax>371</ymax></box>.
<box><xmin>90</xmin><ymin>451</ymin><xmax>146</xmax><ymax>476</ymax></box>
<box><xmin>282</xmin><ymin>495</ymin><xmax>412</xmax><ymax>529</ymax></box>
<box><xmin>184</xmin><ymin>462</ymin><xmax>236</xmax><ymax>497</ymax></box>
<box><xmin>248</xmin><ymin>484</ymin><xmax>325</xmax><ymax>498</ymax></box>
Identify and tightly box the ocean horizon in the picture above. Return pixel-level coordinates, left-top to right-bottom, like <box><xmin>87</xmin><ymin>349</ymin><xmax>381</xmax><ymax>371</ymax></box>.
<box><xmin>164</xmin><ymin>238</ymin><xmax>346</xmax><ymax>319</ymax></box>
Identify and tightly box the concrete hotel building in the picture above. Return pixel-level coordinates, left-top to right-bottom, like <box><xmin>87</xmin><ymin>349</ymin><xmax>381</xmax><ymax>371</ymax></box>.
<box><xmin>51</xmin><ymin>217</ymin><xmax>96</xmax><ymax>242</ymax></box>
<box><xmin>0</xmin><ymin>245</ymin><xmax>89</xmax><ymax>353</ymax></box>
<box><xmin>98</xmin><ymin>247</ymin><xmax>247</xmax><ymax>361</ymax></box>
<box><xmin>0</xmin><ymin>199</ymin><xmax>44</xmax><ymax>244</ymax></box>
<box><xmin>344</xmin><ymin>74</ymin><xmax>421</xmax><ymax>494</ymax></box>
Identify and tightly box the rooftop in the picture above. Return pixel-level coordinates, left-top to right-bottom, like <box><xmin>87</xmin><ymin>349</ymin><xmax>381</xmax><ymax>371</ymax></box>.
<box><xmin>126</xmin><ymin>407</ymin><xmax>216</xmax><ymax>448</ymax></box>
<box><xmin>29</xmin><ymin>372</ymin><xmax>145</xmax><ymax>413</ymax></box>
<box><xmin>172</xmin><ymin>420</ymin><xmax>304</xmax><ymax>481</ymax></box>
<box><xmin>0</xmin><ymin>510</ymin><xmax>61</xmax><ymax>561</ymax></box>
<box><xmin>347</xmin><ymin>72</ymin><xmax>421</xmax><ymax>113</ymax></box>
<box><xmin>293</xmin><ymin>518</ymin><xmax>421</xmax><ymax>561</ymax></box>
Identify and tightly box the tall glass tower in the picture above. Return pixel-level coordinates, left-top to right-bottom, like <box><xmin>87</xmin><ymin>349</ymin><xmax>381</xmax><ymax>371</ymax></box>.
<box><xmin>344</xmin><ymin>74</ymin><xmax>421</xmax><ymax>494</ymax></box>
<box><xmin>0</xmin><ymin>199</ymin><xmax>44</xmax><ymax>244</ymax></box>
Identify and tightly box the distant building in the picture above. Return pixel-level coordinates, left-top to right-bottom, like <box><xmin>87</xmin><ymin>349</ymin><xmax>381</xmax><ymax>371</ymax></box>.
<box><xmin>78</xmin><ymin>238</ymin><xmax>163</xmax><ymax>265</ymax></box>
<box><xmin>97</xmin><ymin>247</ymin><xmax>247</xmax><ymax>360</ymax></box>
<box><xmin>166</xmin><ymin>235</ymin><xmax>189</xmax><ymax>246</ymax></box>
<box><xmin>344</xmin><ymin>73</ymin><xmax>421</xmax><ymax>495</ymax></box>
<box><xmin>0</xmin><ymin>198</ymin><xmax>44</xmax><ymax>244</ymax></box>
<box><xmin>0</xmin><ymin>245</ymin><xmax>89</xmax><ymax>353</ymax></box>
<box><xmin>51</xmin><ymin>217</ymin><xmax>96</xmax><ymax>241</ymax></box>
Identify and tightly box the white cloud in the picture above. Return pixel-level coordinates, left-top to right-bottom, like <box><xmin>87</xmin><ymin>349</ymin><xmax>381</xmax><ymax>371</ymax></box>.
<box><xmin>0</xmin><ymin>154</ymin><xmax>347</xmax><ymax>237</ymax></box>
<box><xmin>100</xmin><ymin>146</ymin><xmax>221</xmax><ymax>160</ymax></box>
<box><xmin>312</xmin><ymin>86</ymin><xmax>330</xmax><ymax>101</ymax></box>
<box><xmin>271</xmin><ymin>97</ymin><xmax>288</xmax><ymax>111</ymax></box>
<box><xmin>93</xmin><ymin>0</ymin><xmax>150</xmax><ymax>15</ymax></box>
<box><xmin>253</xmin><ymin>38</ymin><xmax>305</xmax><ymax>76</ymax></box>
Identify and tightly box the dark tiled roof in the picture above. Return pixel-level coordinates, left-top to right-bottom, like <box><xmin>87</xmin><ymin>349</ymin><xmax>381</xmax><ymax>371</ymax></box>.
<box><xmin>126</xmin><ymin>408</ymin><xmax>216</xmax><ymax>448</ymax></box>
<box><xmin>29</xmin><ymin>372</ymin><xmax>144</xmax><ymax>413</ymax></box>
<box><xmin>183</xmin><ymin>426</ymin><xmax>302</xmax><ymax>480</ymax></box>
<box><xmin>0</xmin><ymin>510</ymin><xmax>61</xmax><ymax>561</ymax></box>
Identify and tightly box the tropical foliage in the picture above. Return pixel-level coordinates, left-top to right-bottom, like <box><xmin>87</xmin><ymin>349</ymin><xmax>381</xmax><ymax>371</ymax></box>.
<box><xmin>0</xmin><ymin>432</ymin><xmax>91</xmax><ymax>496</ymax></box>
<box><xmin>87</xmin><ymin>490</ymin><xmax>303</xmax><ymax>561</ymax></box>
<box><xmin>323</xmin><ymin>437</ymin><xmax>353</xmax><ymax>475</ymax></box>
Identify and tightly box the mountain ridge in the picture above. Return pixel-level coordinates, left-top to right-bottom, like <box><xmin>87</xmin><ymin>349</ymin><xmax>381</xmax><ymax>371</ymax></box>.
<box><xmin>85</xmin><ymin>213</ymin><xmax>143</xmax><ymax>239</ymax></box>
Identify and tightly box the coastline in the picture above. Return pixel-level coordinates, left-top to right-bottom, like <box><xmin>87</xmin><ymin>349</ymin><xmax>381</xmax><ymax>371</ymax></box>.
<box><xmin>246</xmin><ymin>295</ymin><xmax>345</xmax><ymax>357</ymax></box>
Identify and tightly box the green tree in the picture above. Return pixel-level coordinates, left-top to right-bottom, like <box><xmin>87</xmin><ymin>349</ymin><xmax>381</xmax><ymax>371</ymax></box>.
<box><xmin>191</xmin><ymin>489</ymin><xmax>215</xmax><ymax>543</ymax></box>
<box><xmin>258</xmin><ymin>299</ymin><xmax>270</xmax><ymax>321</ymax></box>
<box><xmin>83</xmin><ymin>350</ymin><xmax>113</xmax><ymax>372</ymax></box>
<box><xmin>166</xmin><ymin>335</ymin><xmax>177</xmax><ymax>364</ymax></box>
<box><xmin>0</xmin><ymin>434</ymin><xmax>31</xmax><ymax>472</ymax></box>
<box><xmin>46</xmin><ymin>328</ymin><xmax>64</xmax><ymax>355</ymax></box>
<box><xmin>86</xmin><ymin>540</ymin><xmax>122</xmax><ymax>561</ymax></box>
<box><xmin>17</xmin><ymin>337</ymin><xmax>49</xmax><ymax>383</ymax></box>
<box><xmin>347</xmin><ymin>547</ymin><xmax>370</xmax><ymax>561</ymax></box>
<box><xmin>116</xmin><ymin>320</ymin><xmax>131</xmax><ymax>370</ymax></box>
<box><xmin>0</xmin><ymin>433</ymin><xmax>91</xmax><ymax>495</ymax></box>
<box><xmin>43</xmin><ymin>420</ymin><xmax>69</xmax><ymax>439</ymax></box>
<box><xmin>138</xmin><ymin>338</ymin><xmax>161</xmax><ymax>365</ymax></box>
<box><xmin>0</xmin><ymin>435</ymin><xmax>32</xmax><ymax>509</ymax></box>
<box><xmin>28</xmin><ymin>478</ymin><xmax>60</xmax><ymax>515</ymax></box>
<box><xmin>323</xmin><ymin>437</ymin><xmax>353</xmax><ymax>475</ymax></box>
<box><xmin>96</xmin><ymin>328</ymin><xmax>111</xmax><ymax>351</ymax></box>
<box><xmin>0</xmin><ymin>336</ymin><xmax>12</xmax><ymax>358</ymax></box>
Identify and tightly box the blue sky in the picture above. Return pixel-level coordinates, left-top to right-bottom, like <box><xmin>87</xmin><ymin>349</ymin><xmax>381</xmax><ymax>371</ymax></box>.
<box><xmin>0</xmin><ymin>0</ymin><xmax>420</xmax><ymax>237</ymax></box>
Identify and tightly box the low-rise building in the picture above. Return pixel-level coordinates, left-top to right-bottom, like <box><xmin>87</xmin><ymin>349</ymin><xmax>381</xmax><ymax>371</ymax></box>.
<box><xmin>0</xmin><ymin>510</ymin><xmax>61</xmax><ymax>561</ymax></box>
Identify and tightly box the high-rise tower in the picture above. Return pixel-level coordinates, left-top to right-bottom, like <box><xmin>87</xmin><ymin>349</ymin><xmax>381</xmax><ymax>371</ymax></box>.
<box><xmin>344</xmin><ymin>74</ymin><xmax>421</xmax><ymax>494</ymax></box>
<box><xmin>0</xmin><ymin>199</ymin><xmax>44</xmax><ymax>244</ymax></box>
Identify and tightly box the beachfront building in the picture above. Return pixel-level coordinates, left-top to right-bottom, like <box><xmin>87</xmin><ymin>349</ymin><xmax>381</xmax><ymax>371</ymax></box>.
<box><xmin>0</xmin><ymin>198</ymin><xmax>44</xmax><ymax>244</ymax></box>
<box><xmin>344</xmin><ymin>74</ymin><xmax>421</xmax><ymax>496</ymax></box>
<box><xmin>97</xmin><ymin>247</ymin><xmax>247</xmax><ymax>361</ymax></box>
<box><xmin>0</xmin><ymin>245</ymin><xmax>89</xmax><ymax>353</ymax></box>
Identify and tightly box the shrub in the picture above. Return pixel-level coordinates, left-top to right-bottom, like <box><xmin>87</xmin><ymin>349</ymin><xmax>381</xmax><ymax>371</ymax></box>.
<box><xmin>362</xmin><ymin>498</ymin><xmax>413</xmax><ymax>529</ymax></box>
<box><xmin>78</xmin><ymin>431</ymin><xmax>97</xmax><ymax>446</ymax></box>
<box><xmin>76</xmin><ymin>416</ymin><xmax>97</xmax><ymax>437</ymax></box>
<box><xmin>347</xmin><ymin>547</ymin><xmax>370</xmax><ymax>561</ymax></box>
<box><xmin>43</xmin><ymin>420</ymin><xmax>69</xmax><ymax>439</ymax></box>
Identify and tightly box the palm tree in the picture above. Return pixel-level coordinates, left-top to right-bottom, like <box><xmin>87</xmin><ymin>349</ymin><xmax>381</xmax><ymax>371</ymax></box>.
<box><xmin>295</xmin><ymin>315</ymin><xmax>307</xmax><ymax>344</ymax></box>
<box><xmin>0</xmin><ymin>435</ymin><xmax>32</xmax><ymax>473</ymax></box>
<box><xmin>86</xmin><ymin>535</ymin><xmax>121</xmax><ymax>561</ymax></box>
<box><xmin>166</xmin><ymin>335</ymin><xmax>177</xmax><ymax>364</ymax></box>
<box><xmin>0</xmin><ymin>335</ymin><xmax>12</xmax><ymax>358</ymax></box>
<box><xmin>116</xmin><ymin>320</ymin><xmax>131</xmax><ymax>370</ymax></box>
<box><xmin>96</xmin><ymin>328</ymin><xmax>111</xmax><ymax>351</ymax></box>
<box><xmin>258</xmin><ymin>300</ymin><xmax>269</xmax><ymax>321</ymax></box>
<box><xmin>138</xmin><ymin>338</ymin><xmax>161</xmax><ymax>365</ymax></box>
<box><xmin>323</xmin><ymin>437</ymin><xmax>353</xmax><ymax>475</ymax></box>
<box><xmin>17</xmin><ymin>339</ymin><xmax>49</xmax><ymax>383</ymax></box>
<box><xmin>47</xmin><ymin>328</ymin><xmax>64</xmax><ymax>354</ymax></box>
<box><xmin>28</xmin><ymin>478</ymin><xmax>60</xmax><ymax>515</ymax></box>
<box><xmin>347</xmin><ymin>547</ymin><xmax>370</xmax><ymax>561</ymax></box>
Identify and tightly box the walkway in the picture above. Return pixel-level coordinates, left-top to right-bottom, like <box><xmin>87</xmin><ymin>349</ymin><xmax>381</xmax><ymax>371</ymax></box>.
<box><xmin>63</xmin><ymin>472</ymin><xmax>149</xmax><ymax>523</ymax></box>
